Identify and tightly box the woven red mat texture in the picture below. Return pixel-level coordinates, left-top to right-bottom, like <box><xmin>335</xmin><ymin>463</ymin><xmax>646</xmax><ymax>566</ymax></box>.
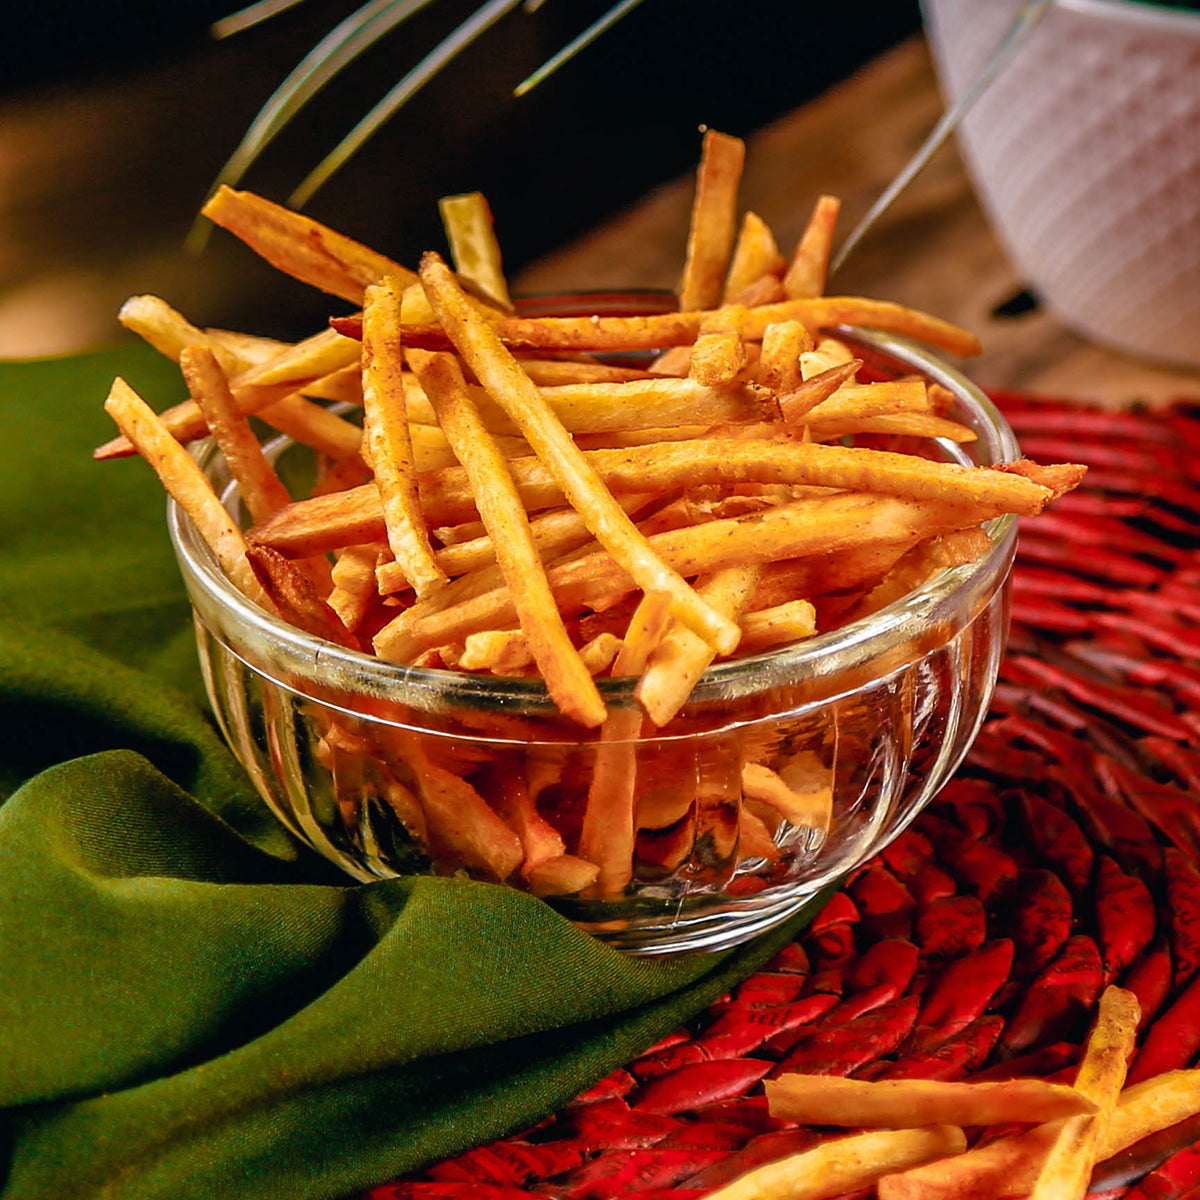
<box><xmin>369</xmin><ymin>395</ymin><xmax>1200</xmax><ymax>1200</ymax></box>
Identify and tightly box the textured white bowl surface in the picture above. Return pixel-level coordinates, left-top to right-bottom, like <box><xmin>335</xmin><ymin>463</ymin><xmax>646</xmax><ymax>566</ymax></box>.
<box><xmin>923</xmin><ymin>0</ymin><xmax>1200</xmax><ymax>366</ymax></box>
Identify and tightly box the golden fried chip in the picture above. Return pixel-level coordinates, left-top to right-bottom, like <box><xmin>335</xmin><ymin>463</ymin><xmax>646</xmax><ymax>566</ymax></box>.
<box><xmin>1030</xmin><ymin>986</ymin><xmax>1140</xmax><ymax>1200</ymax></box>
<box><xmin>679</xmin><ymin>129</ymin><xmax>746</xmax><ymax>311</ymax></box>
<box><xmin>245</xmin><ymin>543</ymin><xmax>359</xmax><ymax>649</ymax></box>
<box><xmin>766</xmin><ymin>1075</ymin><xmax>1098</xmax><ymax>1129</ymax></box>
<box><xmin>405</xmin><ymin>346</ymin><xmax>605</xmax><ymax>727</ymax></box>
<box><xmin>362</xmin><ymin>278</ymin><xmax>447</xmax><ymax>597</ymax></box>
<box><xmin>578</xmin><ymin>591</ymin><xmax>674</xmax><ymax>894</ymax></box>
<box><xmin>723</xmin><ymin>210</ymin><xmax>786</xmax><ymax>303</ymax></box>
<box><xmin>784</xmin><ymin>194</ymin><xmax>842</xmax><ymax>299</ymax></box>
<box><xmin>636</xmin><ymin>564</ymin><xmax>763</xmax><ymax>726</ymax></box>
<box><xmin>180</xmin><ymin>343</ymin><xmax>293</xmax><ymax>525</ymax></box>
<box><xmin>705</xmin><ymin>1125</ymin><xmax>967</xmax><ymax>1200</ymax></box>
<box><xmin>741</xmin><ymin>761</ymin><xmax>832</xmax><ymax>833</ymax></box>
<box><xmin>103</xmin><ymin>377</ymin><xmax>268</xmax><ymax>607</ymax></box>
<box><xmin>202</xmin><ymin>184</ymin><xmax>415</xmax><ymax>302</ymax></box>
<box><xmin>439</xmin><ymin>190</ymin><xmax>512</xmax><ymax>310</ymax></box>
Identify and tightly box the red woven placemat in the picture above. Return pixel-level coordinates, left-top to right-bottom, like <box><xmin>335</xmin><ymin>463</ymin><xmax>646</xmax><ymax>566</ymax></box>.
<box><xmin>367</xmin><ymin>394</ymin><xmax>1200</xmax><ymax>1200</ymax></box>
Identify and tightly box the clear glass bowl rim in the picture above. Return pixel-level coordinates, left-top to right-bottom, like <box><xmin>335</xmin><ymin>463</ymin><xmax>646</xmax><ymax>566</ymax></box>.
<box><xmin>167</xmin><ymin>324</ymin><xmax>1020</xmax><ymax>721</ymax></box>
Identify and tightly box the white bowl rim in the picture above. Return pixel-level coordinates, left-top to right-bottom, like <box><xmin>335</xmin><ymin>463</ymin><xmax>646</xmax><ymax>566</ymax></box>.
<box><xmin>1046</xmin><ymin>0</ymin><xmax>1200</xmax><ymax>33</ymax></box>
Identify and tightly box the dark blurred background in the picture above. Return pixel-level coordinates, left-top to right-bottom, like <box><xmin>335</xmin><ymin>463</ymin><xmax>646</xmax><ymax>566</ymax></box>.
<box><xmin>0</xmin><ymin>0</ymin><xmax>920</xmax><ymax>352</ymax></box>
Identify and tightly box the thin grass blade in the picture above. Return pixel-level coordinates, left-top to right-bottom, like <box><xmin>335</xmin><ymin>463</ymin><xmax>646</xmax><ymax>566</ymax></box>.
<box><xmin>289</xmin><ymin>0</ymin><xmax>525</xmax><ymax>208</ymax></box>
<box><xmin>211</xmin><ymin>0</ymin><xmax>441</xmax><ymax>197</ymax></box>
<box><xmin>514</xmin><ymin>0</ymin><xmax>648</xmax><ymax>97</ymax></box>
<box><xmin>830</xmin><ymin>0</ymin><xmax>1054</xmax><ymax>276</ymax></box>
<box><xmin>212</xmin><ymin>0</ymin><xmax>310</xmax><ymax>39</ymax></box>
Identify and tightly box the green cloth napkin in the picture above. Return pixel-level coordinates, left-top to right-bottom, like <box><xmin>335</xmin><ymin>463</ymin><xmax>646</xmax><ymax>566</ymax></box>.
<box><xmin>0</xmin><ymin>346</ymin><xmax>827</xmax><ymax>1200</ymax></box>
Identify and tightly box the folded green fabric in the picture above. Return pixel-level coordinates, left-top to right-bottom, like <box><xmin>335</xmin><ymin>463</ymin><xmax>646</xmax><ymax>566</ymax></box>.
<box><xmin>0</xmin><ymin>347</ymin><xmax>827</xmax><ymax>1199</ymax></box>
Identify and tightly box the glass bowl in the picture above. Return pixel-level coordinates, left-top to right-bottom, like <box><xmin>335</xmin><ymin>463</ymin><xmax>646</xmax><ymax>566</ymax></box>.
<box><xmin>167</xmin><ymin>323</ymin><xmax>1019</xmax><ymax>956</ymax></box>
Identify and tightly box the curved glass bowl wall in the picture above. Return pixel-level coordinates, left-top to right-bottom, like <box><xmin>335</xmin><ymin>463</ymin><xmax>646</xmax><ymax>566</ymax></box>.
<box><xmin>169</xmin><ymin>324</ymin><xmax>1018</xmax><ymax>955</ymax></box>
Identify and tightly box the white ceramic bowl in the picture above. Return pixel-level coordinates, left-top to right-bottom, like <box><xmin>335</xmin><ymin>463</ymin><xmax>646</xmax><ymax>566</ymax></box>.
<box><xmin>923</xmin><ymin>0</ymin><xmax>1200</xmax><ymax>367</ymax></box>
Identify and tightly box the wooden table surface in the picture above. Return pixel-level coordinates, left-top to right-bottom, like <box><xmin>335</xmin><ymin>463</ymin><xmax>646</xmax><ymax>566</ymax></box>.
<box><xmin>517</xmin><ymin>37</ymin><xmax>1200</xmax><ymax>410</ymax></box>
<box><xmin>3</xmin><ymin>34</ymin><xmax>1198</xmax><ymax>409</ymax></box>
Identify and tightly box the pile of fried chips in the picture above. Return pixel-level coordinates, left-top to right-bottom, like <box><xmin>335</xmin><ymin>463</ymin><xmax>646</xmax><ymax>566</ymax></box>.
<box><xmin>705</xmin><ymin>985</ymin><xmax>1198</xmax><ymax>1200</ymax></box>
<box><xmin>97</xmin><ymin>130</ymin><xmax>1084</xmax><ymax>896</ymax></box>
